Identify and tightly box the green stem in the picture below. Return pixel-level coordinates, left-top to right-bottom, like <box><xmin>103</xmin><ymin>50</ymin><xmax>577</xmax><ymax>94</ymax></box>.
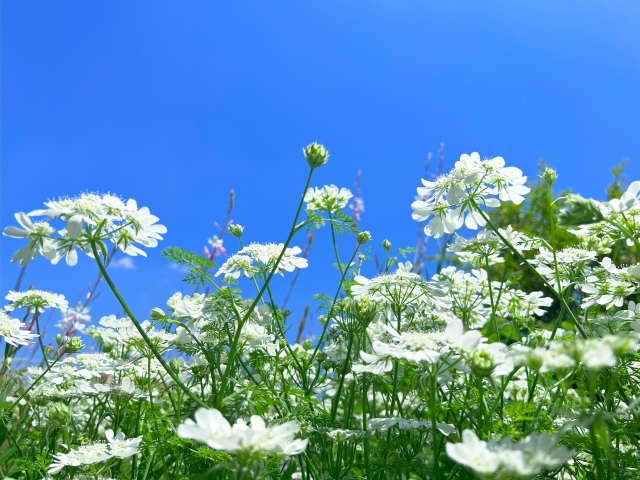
<box><xmin>430</xmin><ymin>372</ymin><xmax>440</xmax><ymax>479</ymax></box>
<box><xmin>306</xmin><ymin>243</ymin><xmax>361</xmax><ymax>386</ymax></box>
<box><xmin>8</xmin><ymin>355</ymin><xmax>62</xmax><ymax>411</ymax></box>
<box><xmin>90</xmin><ymin>241</ymin><xmax>207</xmax><ymax>408</ymax></box>
<box><xmin>33</xmin><ymin>310</ymin><xmax>50</xmax><ymax>368</ymax></box>
<box><xmin>328</xmin><ymin>212</ymin><xmax>344</xmax><ymax>276</ymax></box>
<box><xmin>472</xmin><ymin>200</ymin><xmax>587</xmax><ymax>337</ymax></box>
<box><xmin>330</xmin><ymin>335</ymin><xmax>354</xmax><ymax>423</ymax></box>
<box><xmin>218</xmin><ymin>168</ymin><xmax>315</xmax><ymax>405</ymax></box>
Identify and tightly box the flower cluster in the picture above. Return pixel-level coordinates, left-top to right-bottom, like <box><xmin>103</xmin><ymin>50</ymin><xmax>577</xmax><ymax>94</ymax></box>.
<box><xmin>411</xmin><ymin>152</ymin><xmax>530</xmax><ymax>238</ymax></box>
<box><xmin>304</xmin><ymin>185</ymin><xmax>353</xmax><ymax>213</ymax></box>
<box><xmin>48</xmin><ymin>430</ymin><xmax>142</xmax><ymax>475</ymax></box>
<box><xmin>3</xmin><ymin>192</ymin><xmax>166</xmax><ymax>266</ymax></box>
<box><xmin>177</xmin><ymin>408</ymin><xmax>308</xmax><ymax>456</ymax></box>
<box><xmin>216</xmin><ymin>242</ymin><xmax>308</xmax><ymax>278</ymax></box>
<box><xmin>5</xmin><ymin>146</ymin><xmax>640</xmax><ymax>479</ymax></box>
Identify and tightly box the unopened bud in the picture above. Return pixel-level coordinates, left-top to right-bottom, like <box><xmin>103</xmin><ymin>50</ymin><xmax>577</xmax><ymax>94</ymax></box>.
<box><xmin>382</xmin><ymin>239</ymin><xmax>392</xmax><ymax>252</ymax></box>
<box><xmin>65</xmin><ymin>337</ymin><xmax>85</xmax><ymax>354</ymax></box>
<box><xmin>541</xmin><ymin>167</ymin><xmax>558</xmax><ymax>187</ymax></box>
<box><xmin>150</xmin><ymin>307</ymin><xmax>166</xmax><ymax>320</ymax></box>
<box><xmin>357</xmin><ymin>231</ymin><xmax>372</xmax><ymax>245</ymax></box>
<box><xmin>169</xmin><ymin>358</ymin><xmax>181</xmax><ymax>374</ymax></box>
<box><xmin>303</xmin><ymin>142</ymin><xmax>329</xmax><ymax>169</ymax></box>
<box><xmin>229</xmin><ymin>224</ymin><xmax>244</xmax><ymax>238</ymax></box>
<box><xmin>46</xmin><ymin>402</ymin><xmax>71</xmax><ymax>427</ymax></box>
<box><xmin>469</xmin><ymin>349</ymin><xmax>496</xmax><ymax>378</ymax></box>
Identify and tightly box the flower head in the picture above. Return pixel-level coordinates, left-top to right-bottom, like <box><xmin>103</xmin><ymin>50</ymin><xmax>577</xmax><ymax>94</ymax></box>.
<box><xmin>0</xmin><ymin>310</ymin><xmax>38</xmax><ymax>346</ymax></box>
<box><xmin>177</xmin><ymin>408</ymin><xmax>308</xmax><ymax>456</ymax></box>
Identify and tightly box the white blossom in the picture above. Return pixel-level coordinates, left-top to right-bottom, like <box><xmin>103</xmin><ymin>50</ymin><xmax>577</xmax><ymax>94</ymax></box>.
<box><xmin>0</xmin><ymin>310</ymin><xmax>38</xmax><ymax>346</ymax></box>
<box><xmin>177</xmin><ymin>408</ymin><xmax>308</xmax><ymax>455</ymax></box>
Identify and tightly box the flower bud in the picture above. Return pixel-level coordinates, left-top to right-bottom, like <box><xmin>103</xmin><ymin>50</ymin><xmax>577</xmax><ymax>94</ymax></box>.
<box><xmin>541</xmin><ymin>167</ymin><xmax>558</xmax><ymax>187</ymax></box>
<box><xmin>46</xmin><ymin>402</ymin><xmax>71</xmax><ymax>427</ymax></box>
<box><xmin>229</xmin><ymin>224</ymin><xmax>244</xmax><ymax>238</ymax></box>
<box><xmin>302</xmin><ymin>338</ymin><xmax>313</xmax><ymax>350</ymax></box>
<box><xmin>65</xmin><ymin>337</ymin><xmax>85</xmax><ymax>354</ymax></box>
<box><xmin>357</xmin><ymin>231</ymin><xmax>372</xmax><ymax>245</ymax></box>
<box><xmin>169</xmin><ymin>358</ymin><xmax>181</xmax><ymax>374</ymax></box>
<box><xmin>150</xmin><ymin>307</ymin><xmax>166</xmax><ymax>320</ymax></box>
<box><xmin>353</xmin><ymin>297</ymin><xmax>377</xmax><ymax>328</ymax></box>
<box><xmin>468</xmin><ymin>349</ymin><xmax>496</xmax><ymax>378</ymax></box>
<box><xmin>382</xmin><ymin>239</ymin><xmax>392</xmax><ymax>252</ymax></box>
<box><xmin>303</xmin><ymin>142</ymin><xmax>329</xmax><ymax>169</ymax></box>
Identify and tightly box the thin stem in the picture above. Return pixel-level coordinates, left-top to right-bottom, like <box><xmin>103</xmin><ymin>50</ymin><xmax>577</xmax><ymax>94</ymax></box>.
<box><xmin>90</xmin><ymin>240</ymin><xmax>207</xmax><ymax>408</ymax></box>
<box><xmin>472</xmin><ymin>200</ymin><xmax>588</xmax><ymax>337</ymax></box>
<box><xmin>217</xmin><ymin>168</ymin><xmax>315</xmax><ymax>406</ymax></box>
<box><xmin>330</xmin><ymin>335</ymin><xmax>354</xmax><ymax>423</ymax></box>
<box><xmin>329</xmin><ymin>212</ymin><xmax>344</xmax><ymax>276</ymax></box>
<box><xmin>33</xmin><ymin>310</ymin><xmax>50</xmax><ymax>368</ymax></box>
<box><xmin>306</xmin><ymin>244</ymin><xmax>361</xmax><ymax>377</ymax></box>
<box><xmin>430</xmin><ymin>372</ymin><xmax>440</xmax><ymax>479</ymax></box>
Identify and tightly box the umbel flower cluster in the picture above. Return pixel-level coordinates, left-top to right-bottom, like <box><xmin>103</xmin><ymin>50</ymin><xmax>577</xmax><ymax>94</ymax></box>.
<box><xmin>2</xmin><ymin>143</ymin><xmax>640</xmax><ymax>479</ymax></box>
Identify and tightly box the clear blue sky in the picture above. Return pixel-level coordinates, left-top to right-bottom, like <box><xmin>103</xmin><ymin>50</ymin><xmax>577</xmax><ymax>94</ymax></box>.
<box><xmin>2</xmin><ymin>1</ymin><xmax>640</xmax><ymax>340</ymax></box>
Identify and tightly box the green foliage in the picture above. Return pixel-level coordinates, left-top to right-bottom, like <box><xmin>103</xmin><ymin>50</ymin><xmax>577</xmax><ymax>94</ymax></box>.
<box><xmin>162</xmin><ymin>246</ymin><xmax>216</xmax><ymax>286</ymax></box>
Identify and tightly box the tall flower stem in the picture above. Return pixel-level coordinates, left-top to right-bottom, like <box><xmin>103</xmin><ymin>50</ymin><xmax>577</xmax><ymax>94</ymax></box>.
<box><xmin>430</xmin><ymin>372</ymin><xmax>440</xmax><ymax>479</ymax></box>
<box><xmin>306</xmin><ymin>243</ymin><xmax>361</xmax><ymax>386</ymax></box>
<box><xmin>471</xmin><ymin>200</ymin><xmax>587</xmax><ymax>337</ymax></box>
<box><xmin>328</xmin><ymin>212</ymin><xmax>344</xmax><ymax>276</ymax></box>
<box><xmin>33</xmin><ymin>310</ymin><xmax>50</xmax><ymax>368</ymax></box>
<box><xmin>90</xmin><ymin>241</ymin><xmax>207</xmax><ymax>408</ymax></box>
<box><xmin>330</xmin><ymin>335</ymin><xmax>354</xmax><ymax>423</ymax></box>
<box><xmin>217</xmin><ymin>167</ymin><xmax>314</xmax><ymax>406</ymax></box>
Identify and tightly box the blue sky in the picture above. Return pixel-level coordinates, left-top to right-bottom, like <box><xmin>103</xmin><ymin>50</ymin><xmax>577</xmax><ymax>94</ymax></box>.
<box><xmin>2</xmin><ymin>1</ymin><xmax>640</xmax><ymax>341</ymax></box>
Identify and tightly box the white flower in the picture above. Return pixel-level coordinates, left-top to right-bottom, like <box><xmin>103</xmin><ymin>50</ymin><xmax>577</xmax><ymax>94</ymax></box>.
<box><xmin>0</xmin><ymin>310</ymin><xmax>38</xmax><ymax>346</ymax></box>
<box><xmin>12</xmin><ymin>193</ymin><xmax>167</xmax><ymax>265</ymax></box>
<box><xmin>5</xmin><ymin>290</ymin><xmax>68</xmax><ymax>313</ymax></box>
<box><xmin>168</xmin><ymin>292</ymin><xmax>206</xmax><ymax>319</ymax></box>
<box><xmin>351</xmin><ymin>270</ymin><xmax>451</xmax><ymax>310</ymax></box>
<box><xmin>352</xmin><ymin>339</ymin><xmax>440</xmax><ymax>375</ymax></box>
<box><xmin>242</xmin><ymin>243</ymin><xmax>309</xmax><ymax>274</ymax></box>
<box><xmin>105</xmin><ymin>429</ymin><xmax>142</xmax><ymax>458</ymax></box>
<box><xmin>216</xmin><ymin>243</ymin><xmax>308</xmax><ymax>278</ymax></box>
<box><xmin>446</xmin><ymin>430</ymin><xmax>573</xmax><ymax>478</ymax></box>
<box><xmin>3</xmin><ymin>213</ymin><xmax>57</xmax><ymax>266</ymax></box>
<box><xmin>177</xmin><ymin>408</ymin><xmax>308</xmax><ymax>455</ymax></box>
<box><xmin>48</xmin><ymin>443</ymin><xmax>112</xmax><ymax>475</ymax></box>
<box><xmin>580</xmin><ymin>279</ymin><xmax>635</xmax><ymax>309</ymax></box>
<box><xmin>367</xmin><ymin>418</ymin><xmax>430</xmax><ymax>432</ymax></box>
<box><xmin>48</xmin><ymin>430</ymin><xmax>141</xmax><ymax>475</ymax></box>
<box><xmin>305</xmin><ymin>185</ymin><xmax>353</xmax><ymax>213</ymax></box>
<box><xmin>446</xmin><ymin>430</ymin><xmax>502</xmax><ymax>476</ymax></box>
<box><xmin>326</xmin><ymin>429</ymin><xmax>364</xmax><ymax>442</ymax></box>
<box><xmin>216</xmin><ymin>253</ymin><xmax>257</xmax><ymax>279</ymax></box>
<box><xmin>412</xmin><ymin>152</ymin><xmax>530</xmax><ymax>238</ymax></box>
<box><xmin>208</xmin><ymin>235</ymin><xmax>224</xmax><ymax>249</ymax></box>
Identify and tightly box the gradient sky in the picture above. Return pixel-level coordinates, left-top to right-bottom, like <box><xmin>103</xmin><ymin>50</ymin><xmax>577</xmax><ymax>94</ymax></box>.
<box><xmin>2</xmin><ymin>1</ymin><xmax>640</xmax><ymax>342</ymax></box>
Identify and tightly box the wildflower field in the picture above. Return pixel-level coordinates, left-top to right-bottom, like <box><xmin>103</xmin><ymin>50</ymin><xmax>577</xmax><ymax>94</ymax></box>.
<box><xmin>2</xmin><ymin>143</ymin><xmax>640</xmax><ymax>479</ymax></box>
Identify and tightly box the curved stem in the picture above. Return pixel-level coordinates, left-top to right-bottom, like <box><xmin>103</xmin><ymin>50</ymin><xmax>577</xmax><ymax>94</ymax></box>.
<box><xmin>90</xmin><ymin>241</ymin><xmax>207</xmax><ymax>408</ymax></box>
<box><xmin>306</xmin><ymin>244</ymin><xmax>361</xmax><ymax>377</ymax></box>
<box><xmin>471</xmin><ymin>200</ymin><xmax>587</xmax><ymax>337</ymax></box>
<box><xmin>7</xmin><ymin>355</ymin><xmax>62</xmax><ymax>411</ymax></box>
<box><xmin>33</xmin><ymin>310</ymin><xmax>50</xmax><ymax>368</ymax></box>
<box><xmin>330</xmin><ymin>335</ymin><xmax>354</xmax><ymax>423</ymax></box>
<box><xmin>328</xmin><ymin>212</ymin><xmax>344</xmax><ymax>276</ymax></box>
<box><xmin>217</xmin><ymin>168</ymin><xmax>315</xmax><ymax>406</ymax></box>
